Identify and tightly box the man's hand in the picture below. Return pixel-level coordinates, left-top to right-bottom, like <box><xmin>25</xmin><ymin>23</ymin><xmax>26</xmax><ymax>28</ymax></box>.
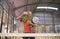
<box><xmin>29</xmin><ymin>21</ymin><xmax>37</xmax><ymax>26</ymax></box>
<box><xmin>33</xmin><ymin>24</ymin><xmax>37</xmax><ymax>26</ymax></box>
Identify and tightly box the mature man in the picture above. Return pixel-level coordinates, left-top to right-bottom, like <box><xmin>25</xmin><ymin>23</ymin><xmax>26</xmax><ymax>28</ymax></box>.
<box><xmin>17</xmin><ymin>11</ymin><xmax>36</xmax><ymax>39</ymax></box>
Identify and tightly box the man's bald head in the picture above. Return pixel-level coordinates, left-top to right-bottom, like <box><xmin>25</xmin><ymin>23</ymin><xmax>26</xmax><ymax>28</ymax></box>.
<box><xmin>28</xmin><ymin>11</ymin><xmax>32</xmax><ymax>15</ymax></box>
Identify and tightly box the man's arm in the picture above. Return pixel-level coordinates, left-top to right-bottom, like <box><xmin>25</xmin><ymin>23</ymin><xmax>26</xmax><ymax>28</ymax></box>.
<box><xmin>16</xmin><ymin>13</ymin><xmax>24</xmax><ymax>21</ymax></box>
<box><xmin>29</xmin><ymin>21</ymin><xmax>37</xmax><ymax>26</ymax></box>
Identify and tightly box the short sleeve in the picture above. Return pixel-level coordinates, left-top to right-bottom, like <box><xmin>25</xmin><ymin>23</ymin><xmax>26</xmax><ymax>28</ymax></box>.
<box><xmin>30</xmin><ymin>16</ymin><xmax>33</xmax><ymax>23</ymax></box>
<box><xmin>22</xmin><ymin>15</ymin><xmax>28</xmax><ymax>22</ymax></box>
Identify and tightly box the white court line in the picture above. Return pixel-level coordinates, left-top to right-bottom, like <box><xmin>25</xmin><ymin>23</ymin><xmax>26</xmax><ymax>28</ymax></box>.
<box><xmin>0</xmin><ymin>33</ymin><xmax>60</xmax><ymax>37</ymax></box>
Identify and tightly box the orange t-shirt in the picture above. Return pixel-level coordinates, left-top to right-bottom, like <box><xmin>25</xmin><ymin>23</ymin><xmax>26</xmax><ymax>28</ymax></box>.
<box><xmin>24</xmin><ymin>15</ymin><xmax>34</xmax><ymax>33</ymax></box>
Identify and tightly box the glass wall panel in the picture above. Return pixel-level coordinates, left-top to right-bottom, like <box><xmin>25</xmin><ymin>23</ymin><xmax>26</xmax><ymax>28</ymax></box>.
<box><xmin>0</xmin><ymin>5</ymin><xmax>3</xmax><ymax>33</ymax></box>
<box><xmin>33</xmin><ymin>13</ymin><xmax>44</xmax><ymax>16</ymax></box>
<box><xmin>37</xmin><ymin>20</ymin><xmax>44</xmax><ymax>24</ymax></box>
<box><xmin>2</xmin><ymin>10</ymin><xmax>8</xmax><ymax>33</ymax></box>
<box><xmin>45</xmin><ymin>25</ymin><xmax>54</xmax><ymax>33</ymax></box>
<box><xmin>45</xmin><ymin>17</ymin><xmax>52</xmax><ymax>20</ymax></box>
<box><xmin>44</xmin><ymin>13</ymin><xmax>52</xmax><ymax>17</ymax></box>
<box><xmin>54</xmin><ymin>18</ymin><xmax>60</xmax><ymax>25</ymax></box>
<box><xmin>55</xmin><ymin>25</ymin><xmax>60</xmax><ymax>33</ymax></box>
<box><xmin>0</xmin><ymin>7</ymin><xmax>2</xmax><ymax>27</ymax></box>
<box><xmin>33</xmin><ymin>12</ymin><xmax>60</xmax><ymax>33</ymax></box>
<box><xmin>45</xmin><ymin>20</ymin><xmax>53</xmax><ymax>24</ymax></box>
<box><xmin>37</xmin><ymin>25</ymin><xmax>45</xmax><ymax>33</ymax></box>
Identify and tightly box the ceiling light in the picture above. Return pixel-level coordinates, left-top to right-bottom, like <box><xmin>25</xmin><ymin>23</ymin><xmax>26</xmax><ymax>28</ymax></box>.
<box><xmin>37</xmin><ymin>6</ymin><xmax>58</xmax><ymax>10</ymax></box>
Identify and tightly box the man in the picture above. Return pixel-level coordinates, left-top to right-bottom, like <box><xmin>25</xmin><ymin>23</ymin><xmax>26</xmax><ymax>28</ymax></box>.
<box><xmin>17</xmin><ymin>11</ymin><xmax>36</xmax><ymax>39</ymax></box>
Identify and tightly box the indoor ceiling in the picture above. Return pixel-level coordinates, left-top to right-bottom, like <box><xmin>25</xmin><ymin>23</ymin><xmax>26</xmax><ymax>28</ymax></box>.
<box><xmin>11</xmin><ymin>0</ymin><xmax>60</xmax><ymax>17</ymax></box>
